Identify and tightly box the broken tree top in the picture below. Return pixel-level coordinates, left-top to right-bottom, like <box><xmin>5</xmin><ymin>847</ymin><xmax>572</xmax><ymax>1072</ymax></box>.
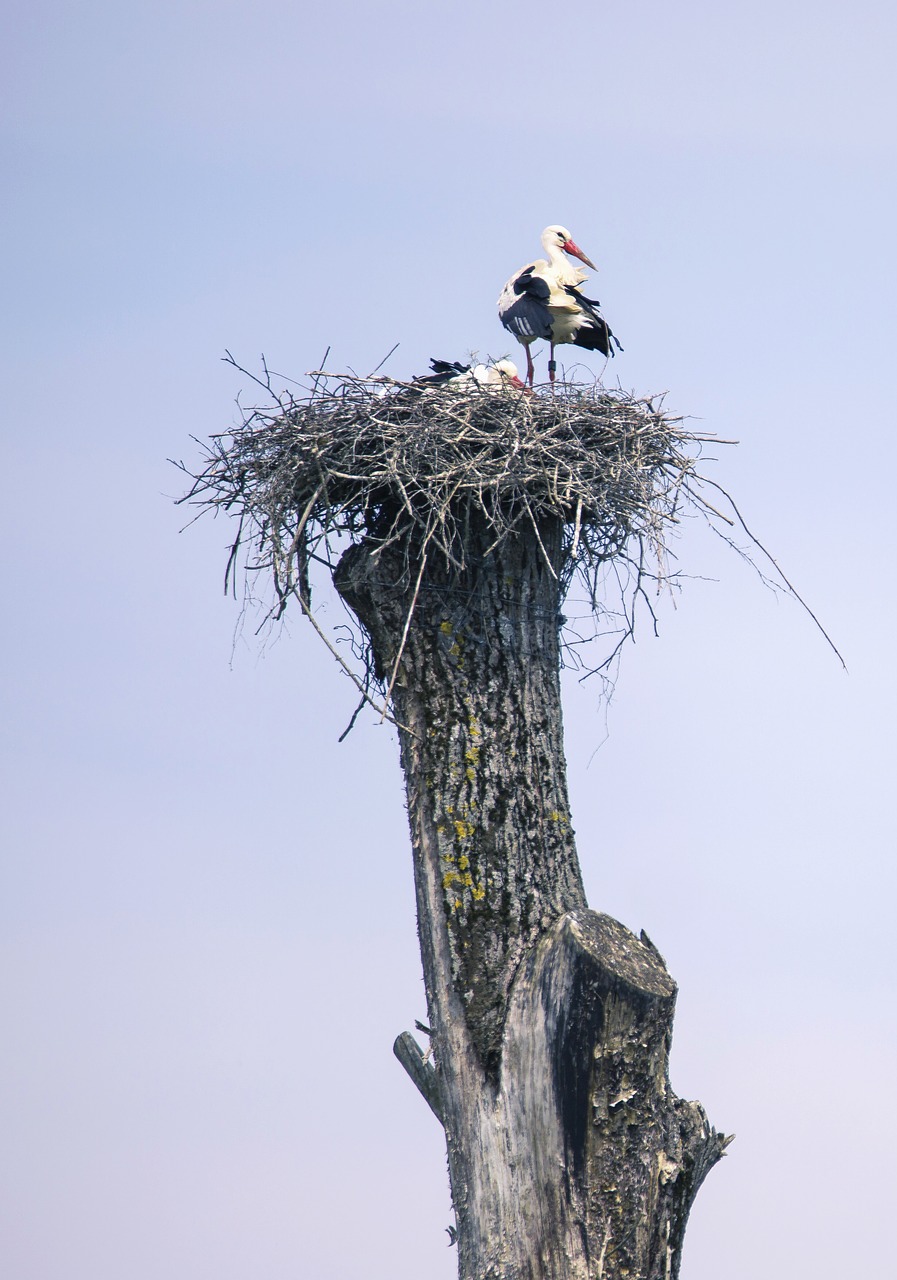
<box><xmin>178</xmin><ymin>368</ymin><xmax>731</xmax><ymax>629</ymax></box>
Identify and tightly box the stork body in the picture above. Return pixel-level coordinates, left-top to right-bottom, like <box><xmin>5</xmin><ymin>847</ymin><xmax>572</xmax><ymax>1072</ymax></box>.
<box><xmin>498</xmin><ymin>225</ymin><xmax>622</xmax><ymax>386</ymax></box>
<box><xmin>414</xmin><ymin>358</ymin><xmax>524</xmax><ymax>392</ymax></box>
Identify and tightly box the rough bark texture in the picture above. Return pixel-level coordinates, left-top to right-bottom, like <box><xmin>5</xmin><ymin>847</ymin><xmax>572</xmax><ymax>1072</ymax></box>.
<box><xmin>334</xmin><ymin>515</ymin><xmax>728</xmax><ymax>1280</ymax></box>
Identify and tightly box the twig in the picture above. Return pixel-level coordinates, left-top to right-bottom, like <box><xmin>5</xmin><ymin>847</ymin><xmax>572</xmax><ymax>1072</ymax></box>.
<box><xmin>297</xmin><ymin>592</ymin><xmax>416</xmax><ymax>737</ymax></box>
<box><xmin>571</xmin><ymin>498</ymin><xmax>583</xmax><ymax>560</ymax></box>
<box><xmin>380</xmin><ymin>547</ymin><xmax>429</xmax><ymax>721</ymax></box>
<box><xmin>695</xmin><ymin>477</ymin><xmax>847</xmax><ymax>670</ymax></box>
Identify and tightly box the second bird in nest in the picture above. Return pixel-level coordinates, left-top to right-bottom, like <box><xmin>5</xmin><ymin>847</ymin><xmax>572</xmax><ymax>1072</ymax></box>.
<box><xmin>413</xmin><ymin>358</ymin><xmax>525</xmax><ymax>392</ymax></box>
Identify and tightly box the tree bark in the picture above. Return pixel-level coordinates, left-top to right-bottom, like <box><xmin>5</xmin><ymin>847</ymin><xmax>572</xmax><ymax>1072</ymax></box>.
<box><xmin>334</xmin><ymin>515</ymin><xmax>728</xmax><ymax>1280</ymax></box>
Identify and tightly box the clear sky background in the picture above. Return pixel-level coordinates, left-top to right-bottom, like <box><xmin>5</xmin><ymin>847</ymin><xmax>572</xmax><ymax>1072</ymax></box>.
<box><xmin>2</xmin><ymin>2</ymin><xmax>895</xmax><ymax>1277</ymax></box>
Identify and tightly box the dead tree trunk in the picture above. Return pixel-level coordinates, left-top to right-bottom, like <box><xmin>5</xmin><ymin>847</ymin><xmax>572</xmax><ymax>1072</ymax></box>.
<box><xmin>335</xmin><ymin>513</ymin><xmax>728</xmax><ymax>1280</ymax></box>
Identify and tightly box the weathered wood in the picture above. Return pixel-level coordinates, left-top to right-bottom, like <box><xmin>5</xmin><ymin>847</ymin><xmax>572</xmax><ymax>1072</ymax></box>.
<box><xmin>334</xmin><ymin>513</ymin><xmax>728</xmax><ymax>1279</ymax></box>
<box><xmin>497</xmin><ymin>910</ymin><xmax>730</xmax><ymax>1280</ymax></box>
<box><xmin>336</xmin><ymin>518</ymin><xmax>585</xmax><ymax>1071</ymax></box>
<box><xmin>393</xmin><ymin>1031</ymin><xmax>444</xmax><ymax>1124</ymax></box>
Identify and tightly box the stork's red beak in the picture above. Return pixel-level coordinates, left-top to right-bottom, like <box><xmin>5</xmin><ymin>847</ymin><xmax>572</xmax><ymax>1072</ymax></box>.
<box><xmin>509</xmin><ymin>374</ymin><xmax>525</xmax><ymax>389</ymax></box>
<box><xmin>563</xmin><ymin>239</ymin><xmax>597</xmax><ymax>271</ymax></box>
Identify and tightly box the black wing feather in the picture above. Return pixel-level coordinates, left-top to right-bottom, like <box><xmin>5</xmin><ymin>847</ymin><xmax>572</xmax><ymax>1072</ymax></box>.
<box><xmin>566</xmin><ymin>286</ymin><xmax>623</xmax><ymax>357</ymax></box>
<box><xmin>500</xmin><ymin>267</ymin><xmax>554</xmax><ymax>341</ymax></box>
<box><xmin>413</xmin><ymin>358</ymin><xmax>471</xmax><ymax>386</ymax></box>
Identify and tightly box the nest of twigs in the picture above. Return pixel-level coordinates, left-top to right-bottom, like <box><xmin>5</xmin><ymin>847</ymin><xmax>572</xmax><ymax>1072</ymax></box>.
<box><xmin>177</xmin><ymin>362</ymin><xmax>797</xmax><ymax>708</ymax></box>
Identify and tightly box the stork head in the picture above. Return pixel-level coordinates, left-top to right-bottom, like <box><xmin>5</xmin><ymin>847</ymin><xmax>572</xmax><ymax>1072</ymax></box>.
<box><xmin>542</xmin><ymin>224</ymin><xmax>597</xmax><ymax>271</ymax></box>
<box><xmin>471</xmin><ymin>360</ymin><xmax>525</xmax><ymax>390</ymax></box>
<box><xmin>493</xmin><ymin>359</ymin><xmax>524</xmax><ymax>389</ymax></box>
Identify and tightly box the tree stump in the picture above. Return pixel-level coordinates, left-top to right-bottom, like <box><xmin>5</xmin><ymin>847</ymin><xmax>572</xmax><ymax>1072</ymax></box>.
<box><xmin>335</xmin><ymin>513</ymin><xmax>729</xmax><ymax>1280</ymax></box>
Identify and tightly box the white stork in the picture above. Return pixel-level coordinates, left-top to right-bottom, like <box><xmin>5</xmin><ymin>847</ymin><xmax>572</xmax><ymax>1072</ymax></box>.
<box><xmin>498</xmin><ymin>225</ymin><xmax>622</xmax><ymax>386</ymax></box>
<box><xmin>414</xmin><ymin>358</ymin><xmax>525</xmax><ymax>391</ymax></box>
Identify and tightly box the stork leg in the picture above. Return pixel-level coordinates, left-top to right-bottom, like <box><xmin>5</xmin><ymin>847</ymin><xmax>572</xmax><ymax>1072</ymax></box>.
<box><xmin>548</xmin><ymin>341</ymin><xmax>557</xmax><ymax>385</ymax></box>
<box><xmin>524</xmin><ymin>343</ymin><xmax>535</xmax><ymax>388</ymax></box>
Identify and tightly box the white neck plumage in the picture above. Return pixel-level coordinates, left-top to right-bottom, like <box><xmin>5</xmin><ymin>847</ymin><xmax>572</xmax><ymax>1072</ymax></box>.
<box><xmin>541</xmin><ymin>232</ymin><xmax>588</xmax><ymax>286</ymax></box>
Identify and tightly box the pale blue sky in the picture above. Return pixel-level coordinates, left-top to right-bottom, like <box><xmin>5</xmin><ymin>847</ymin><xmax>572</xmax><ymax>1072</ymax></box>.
<box><xmin>2</xmin><ymin>3</ymin><xmax>896</xmax><ymax>1277</ymax></box>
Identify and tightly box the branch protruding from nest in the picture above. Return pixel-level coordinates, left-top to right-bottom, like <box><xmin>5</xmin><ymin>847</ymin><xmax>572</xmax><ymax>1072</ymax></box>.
<box><xmin>173</xmin><ymin>360</ymin><xmax>843</xmax><ymax>716</ymax></box>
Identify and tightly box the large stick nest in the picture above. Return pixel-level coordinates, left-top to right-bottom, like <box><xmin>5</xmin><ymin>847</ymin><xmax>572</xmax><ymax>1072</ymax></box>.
<box><xmin>175</xmin><ymin>363</ymin><xmax>795</xmax><ymax>711</ymax></box>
